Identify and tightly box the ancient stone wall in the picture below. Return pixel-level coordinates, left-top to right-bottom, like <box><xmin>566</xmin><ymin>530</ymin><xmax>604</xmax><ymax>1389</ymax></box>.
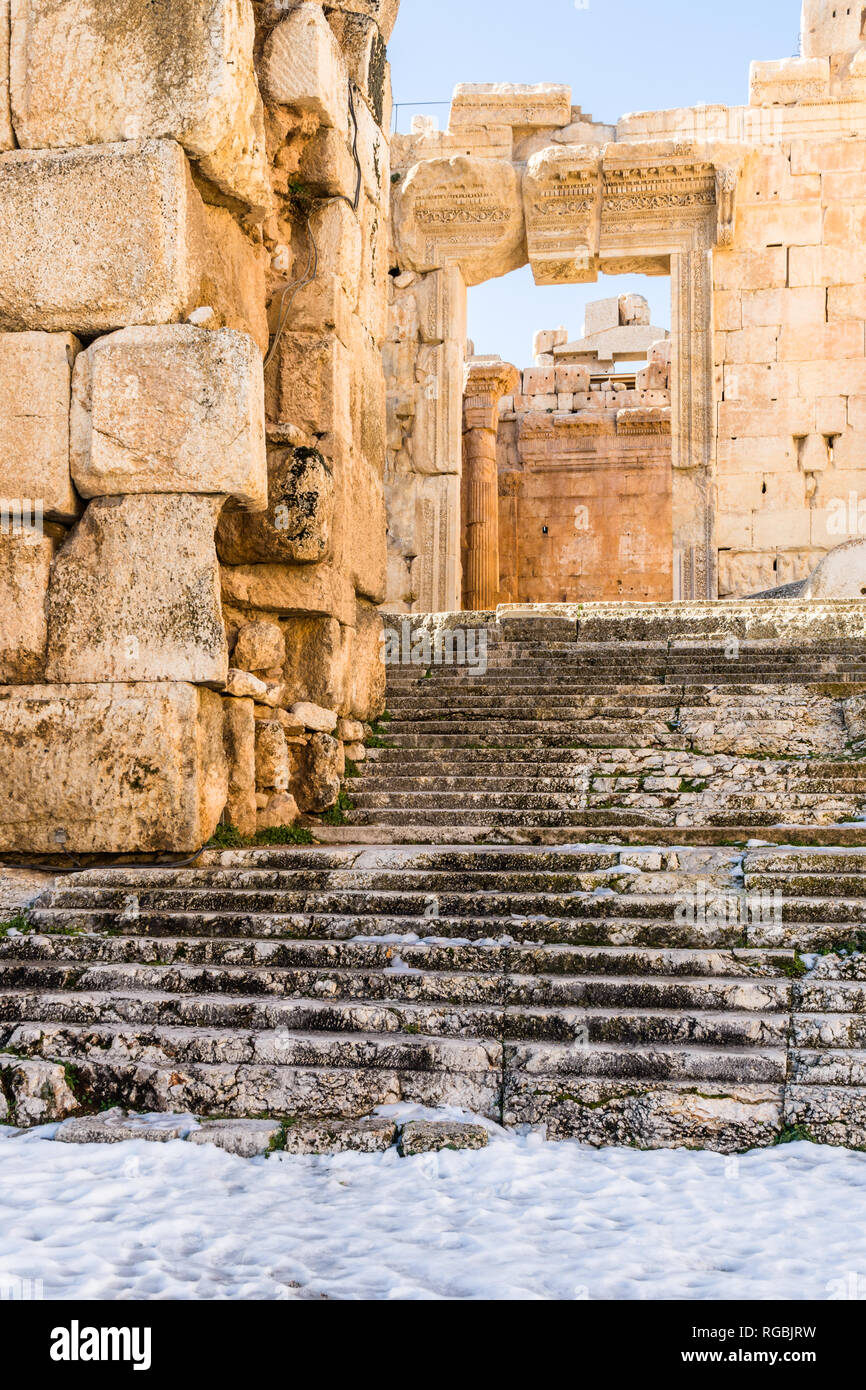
<box><xmin>383</xmin><ymin>1</ymin><xmax>866</xmax><ymax>607</ymax></box>
<box><xmin>0</xmin><ymin>0</ymin><xmax>395</xmax><ymax>852</ymax></box>
<box><xmin>495</xmin><ymin>301</ymin><xmax>673</xmax><ymax>604</ymax></box>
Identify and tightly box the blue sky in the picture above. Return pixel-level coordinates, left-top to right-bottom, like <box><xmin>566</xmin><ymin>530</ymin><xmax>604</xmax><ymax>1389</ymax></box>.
<box><xmin>389</xmin><ymin>0</ymin><xmax>799</xmax><ymax>364</ymax></box>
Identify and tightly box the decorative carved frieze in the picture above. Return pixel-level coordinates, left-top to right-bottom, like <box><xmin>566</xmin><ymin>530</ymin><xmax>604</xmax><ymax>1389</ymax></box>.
<box><xmin>394</xmin><ymin>156</ymin><xmax>526</xmax><ymax>286</ymax></box>
<box><xmin>522</xmin><ymin>146</ymin><xmax>602</xmax><ymax>286</ymax></box>
<box><xmin>616</xmin><ymin>407</ymin><xmax>672</xmax><ymax>435</ymax></box>
<box><xmin>450</xmin><ymin>84</ymin><xmax>572</xmax><ymax>132</ymax></box>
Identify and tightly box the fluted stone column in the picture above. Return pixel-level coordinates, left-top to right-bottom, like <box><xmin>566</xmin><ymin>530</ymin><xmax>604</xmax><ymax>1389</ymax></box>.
<box><xmin>462</xmin><ymin>357</ymin><xmax>518</xmax><ymax>610</ymax></box>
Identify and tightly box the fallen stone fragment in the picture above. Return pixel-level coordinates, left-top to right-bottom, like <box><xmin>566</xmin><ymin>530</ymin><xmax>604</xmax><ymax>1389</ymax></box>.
<box><xmin>278</xmin><ymin>1116</ymin><xmax>397</xmax><ymax>1155</ymax></box>
<box><xmin>0</xmin><ymin>1053</ymin><xmax>78</xmax><ymax>1126</ymax></box>
<box><xmin>398</xmin><ymin>1120</ymin><xmax>489</xmax><ymax>1156</ymax></box>
<box><xmin>55</xmin><ymin>1107</ymin><xmax>194</xmax><ymax>1144</ymax></box>
<box><xmin>187</xmin><ymin>1118</ymin><xmax>282</xmax><ymax>1158</ymax></box>
<box><xmin>291</xmin><ymin>701</ymin><xmax>338</xmax><ymax>733</ymax></box>
<box><xmin>225</xmin><ymin>669</ymin><xmax>269</xmax><ymax>701</ymax></box>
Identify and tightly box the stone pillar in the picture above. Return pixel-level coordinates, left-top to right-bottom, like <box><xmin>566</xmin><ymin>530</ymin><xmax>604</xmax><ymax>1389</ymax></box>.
<box><xmin>461</xmin><ymin>357</ymin><xmax>518</xmax><ymax>610</ymax></box>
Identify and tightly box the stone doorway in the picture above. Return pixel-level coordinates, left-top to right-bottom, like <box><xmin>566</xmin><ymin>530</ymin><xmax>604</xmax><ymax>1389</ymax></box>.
<box><xmin>386</xmin><ymin>91</ymin><xmax>742</xmax><ymax>612</ymax></box>
<box><xmin>464</xmin><ymin>287</ymin><xmax>674</xmax><ymax>608</ymax></box>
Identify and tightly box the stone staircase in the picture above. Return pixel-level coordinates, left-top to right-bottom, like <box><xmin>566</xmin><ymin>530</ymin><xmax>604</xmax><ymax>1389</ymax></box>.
<box><xmin>338</xmin><ymin>608</ymin><xmax>866</xmax><ymax>843</ymax></box>
<box><xmin>3</xmin><ymin>604</ymin><xmax>866</xmax><ymax>1151</ymax></box>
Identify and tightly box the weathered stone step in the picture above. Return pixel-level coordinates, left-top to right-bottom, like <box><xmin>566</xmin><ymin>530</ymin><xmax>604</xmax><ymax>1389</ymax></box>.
<box><xmin>1</xmin><ymin>1000</ymin><xmax>791</xmax><ymax>1053</ymax></box>
<box><xmin>346</xmin><ymin>806</ymin><xmax>852</xmax><ymax>828</ymax></box>
<box><xmin>25</xmin><ymin>1055</ymin><xmax>503</xmax><ymax>1120</ymax></box>
<box><xmin>506</xmin><ymin>1039</ymin><xmax>787</xmax><ymax>1083</ymax></box>
<box><xmin>374</xmin><ymin>730</ymin><xmax>834</xmax><ymax>752</ymax></box>
<box><xmin>791</xmin><ymin>1050</ymin><xmax>866</xmax><ymax>1085</ymax></box>
<box><xmin>5</xmin><ymin>1020</ymin><xmax>503</xmax><ymax>1071</ymax></box>
<box><xmin>35</xmin><ymin>885</ymin><xmax>866</xmax><ymax>923</ymax></box>
<box><xmin>31</xmin><ymin>865</ymin><xmax>651</xmax><ymax>896</ymax></box>
<box><xmin>349</xmin><ymin>789</ymin><xmax>860</xmax><ymax>811</ymax></box>
<box><xmin>313</xmin><ymin>822</ymin><xmax>866</xmax><ymax>847</ymax></box>
<box><xmin>0</xmin><ymin>941</ymin><xmax>797</xmax><ymax>990</ymax></box>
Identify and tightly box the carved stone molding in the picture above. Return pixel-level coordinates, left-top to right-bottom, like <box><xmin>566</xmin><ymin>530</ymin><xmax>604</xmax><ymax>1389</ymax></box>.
<box><xmin>394</xmin><ymin>156</ymin><xmax>526</xmax><ymax>287</ymax></box>
<box><xmin>523</xmin><ymin>145</ymin><xmax>602</xmax><ymax>285</ymax></box>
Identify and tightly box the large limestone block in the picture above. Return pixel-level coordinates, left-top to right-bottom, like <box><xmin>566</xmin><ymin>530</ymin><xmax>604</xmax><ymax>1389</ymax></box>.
<box><xmin>801</xmin><ymin>0</ymin><xmax>865</xmax><ymax>58</ymax></box>
<box><xmin>0</xmin><ymin>533</ymin><xmax>53</xmax><ymax>682</ymax></box>
<box><xmin>0</xmin><ymin>0</ymin><xmax>12</xmax><ymax>149</ymax></box>
<box><xmin>0</xmin><ymin>332</ymin><xmax>81</xmax><ymax>521</ymax></box>
<box><xmin>0</xmin><ymin>140</ymin><xmax>268</xmax><ymax>345</ymax></box>
<box><xmin>324</xmin><ymin>0</ymin><xmax>399</xmax><ymax>42</ymax></box>
<box><xmin>71</xmin><ymin>326</ymin><xmax>266</xmax><ymax>509</ymax></box>
<box><xmin>450</xmin><ymin>84</ymin><xmax>571</xmax><ymax>131</ymax></box>
<box><xmin>325</xmin><ymin>10</ymin><xmax>387</xmax><ymax>126</ymax></box>
<box><xmin>803</xmin><ymin>539</ymin><xmax>866</xmax><ymax>599</ymax></box>
<box><xmin>749</xmin><ymin>57</ymin><xmax>830</xmax><ymax>106</ymax></box>
<box><xmin>0</xmin><ymin>683</ymin><xmax>227</xmax><ymax>852</ymax></box>
<box><xmin>10</xmin><ymin>0</ymin><xmax>271</xmax><ymax>216</ymax></box>
<box><xmin>265</xmin><ymin>331</ymin><xmax>350</xmax><ymax>443</ymax></box>
<box><xmin>394</xmin><ymin>156</ymin><xmax>526</xmax><ymax>287</ymax></box>
<box><xmin>217</xmin><ymin>446</ymin><xmax>334</xmax><ymax>565</ymax></box>
<box><xmin>221</xmin><ymin>560</ymin><xmax>356</xmax><ymax>626</ymax></box>
<box><xmin>46</xmin><ymin>495</ymin><xmax>228</xmax><ymax>685</ymax></box>
<box><xmin>261</xmin><ymin>3</ymin><xmax>349</xmax><ymax>135</ymax></box>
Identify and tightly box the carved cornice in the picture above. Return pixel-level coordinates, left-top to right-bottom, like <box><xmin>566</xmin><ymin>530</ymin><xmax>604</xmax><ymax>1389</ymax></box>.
<box><xmin>616</xmin><ymin>407</ymin><xmax>672</xmax><ymax>435</ymax></box>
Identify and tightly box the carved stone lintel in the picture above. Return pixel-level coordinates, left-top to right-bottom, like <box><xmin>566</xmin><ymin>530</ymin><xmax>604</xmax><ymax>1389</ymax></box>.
<box><xmin>523</xmin><ymin>145</ymin><xmax>602</xmax><ymax>286</ymax></box>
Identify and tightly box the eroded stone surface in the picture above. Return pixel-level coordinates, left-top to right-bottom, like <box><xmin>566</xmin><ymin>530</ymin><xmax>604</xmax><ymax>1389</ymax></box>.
<box><xmin>0</xmin><ymin>332</ymin><xmax>81</xmax><ymax>521</ymax></box>
<box><xmin>71</xmin><ymin>326</ymin><xmax>267</xmax><ymax>510</ymax></box>
<box><xmin>55</xmin><ymin>1107</ymin><xmax>194</xmax><ymax>1143</ymax></box>
<box><xmin>0</xmin><ymin>533</ymin><xmax>54</xmax><ymax>683</ymax></box>
<box><xmin>10</xmin><ymin>0</ymin><xmax>271</xmax><ymax>215</ymax></box>
<box><xmin>398</xmin><ymin>1119</ymin><xmax>489</xmax><ymax>1155</ymax></box>
<box><xmin>0</xmin><ymin>683</ymin><xmax>227</xmax><ymax>852</ymax></box>
<box><xmin>188</xmin><ymin>1117</ymin><xmax>281</xmax><ymax>1157</ymax></box>
<box><xmin>0</xmin><ymin>1053</ymin><xmax>78</xmax><ymax>1126</ymax></box>
<box><xmin>216</xmin><ymin>447</ymin><xmax>334</xmax><ymax>565</ymax></box>
<box><xmin>280</xmin><ymin>1116</ymin><xmax>396</xmax><ymax>1154</ymax></box>
<box><xmin>46</xmin><ymin>495</ymin><xmax>227</xmax><ymax>685</ymax></box>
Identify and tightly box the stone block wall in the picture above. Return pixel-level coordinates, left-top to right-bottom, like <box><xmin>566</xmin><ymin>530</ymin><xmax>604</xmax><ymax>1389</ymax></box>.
<box><xmin>495</xmin><ymin>319</ymin><xmax>673</xmax><ymax>605</ymax></box>
<box><xmin>0</xmin><ymin>0</ymin><xmax>394</xmax><ymax>852</ymax></box>
<box><xmin>714</xmin><ymin>131</ymin><xmax>866</xmax><ymax>597</ymax></box>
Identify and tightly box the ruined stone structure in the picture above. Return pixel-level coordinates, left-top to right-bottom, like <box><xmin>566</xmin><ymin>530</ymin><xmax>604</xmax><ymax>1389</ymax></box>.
<box><xmin>7</xmin><ymin>1</ymin><xmax>866</xmax><ymax>1158</ymax></box>
<box><xmin>0</xmin><ymin>0</ymin><xmax>395</xmax><ymax>853</ymax></box>
<box><xmin>489</xmin><ymin>295</ymin><xmax>674</xmax><ymax>605</ymax></box>
<box><xmin>384</xmin><ymin>0</ymin><xmax>866</xmax><ymax>610</ymax></box>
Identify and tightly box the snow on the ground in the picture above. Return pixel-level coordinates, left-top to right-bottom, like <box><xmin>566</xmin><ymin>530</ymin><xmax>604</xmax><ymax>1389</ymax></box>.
<box><xmin>1</xmin><ymin>1109</ymin><xmax>866</xmax><ymax>1300</ymax></box>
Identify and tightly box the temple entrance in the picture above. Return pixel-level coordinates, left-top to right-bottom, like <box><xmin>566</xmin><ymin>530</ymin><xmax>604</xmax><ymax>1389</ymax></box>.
<box><xmin>463</xmin><ymin>278</ymin><xmax>674</xmax><ymax>607</ymax></box>
<box><xmin>385</xmin><ymin>91</ymin><xmax>739</xmax><ymax>613</ymax></box>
